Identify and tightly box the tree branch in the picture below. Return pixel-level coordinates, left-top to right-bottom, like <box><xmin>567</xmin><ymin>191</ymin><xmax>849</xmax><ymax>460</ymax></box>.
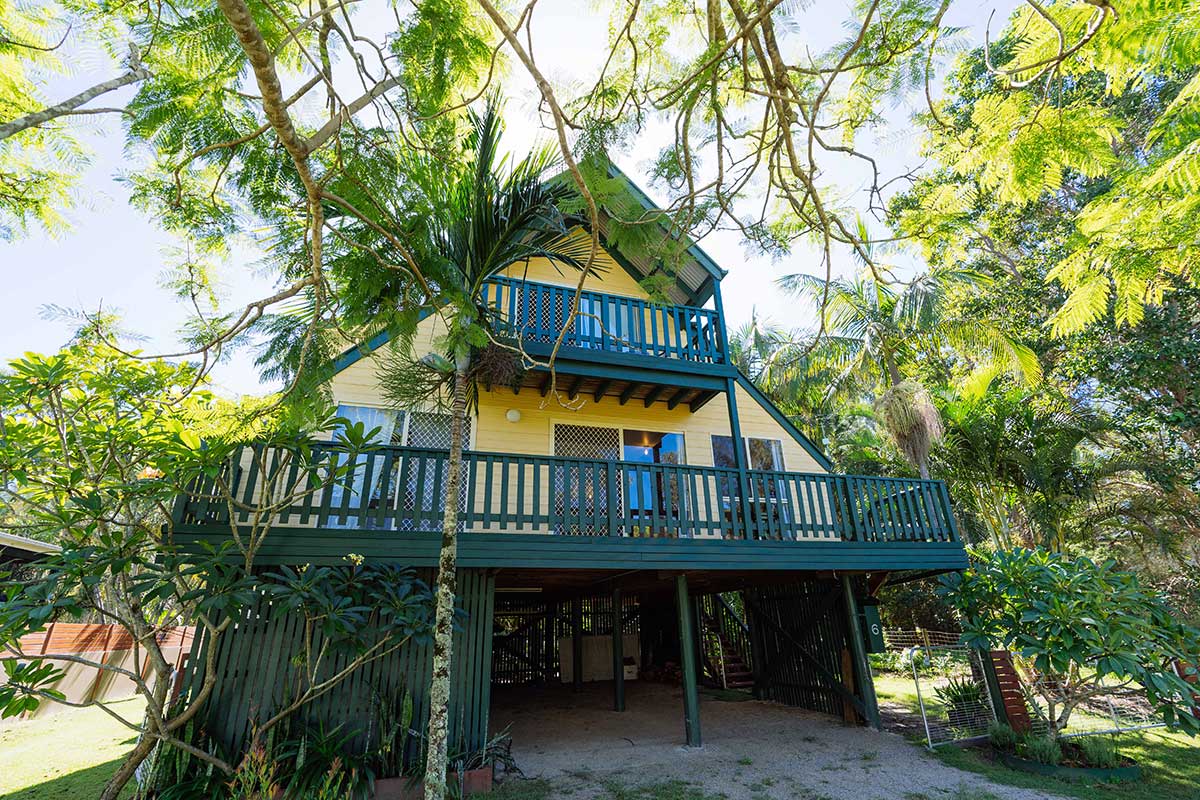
<box><xmin>0</xmin><ymin>43</ymin><xmax>149</xmax><ymax>141</ymax></box>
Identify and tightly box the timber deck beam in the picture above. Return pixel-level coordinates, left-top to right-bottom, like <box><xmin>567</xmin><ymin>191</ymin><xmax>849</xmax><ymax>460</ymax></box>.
<box><xmin>174</xmin><ymin>528</ymin><xmax>968</xmax><ymax>570</ymax></box>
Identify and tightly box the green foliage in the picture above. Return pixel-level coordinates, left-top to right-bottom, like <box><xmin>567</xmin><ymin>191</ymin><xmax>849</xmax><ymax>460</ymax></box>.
<box><xmin>1076</xmin><ymin>735</ymin><xmax>1121</xmax><ymax>770</ymax></box>
<box><xmin>987</xmin><ymin>721</ymin><xmax>1019</xmax><ymax>752</ymax></box>
<box><xmin>767</xmin><ymin>268</ymin><xmax>1041</xmax><ymax>478</ymax></box>
<box><xmin>942</xmin><ymin>547</ymin><xmax>1200</xmax><ymax>735</ymax></box>
<box><xmin>908</xmin><ymin>1</ymin><xmax>1200</xmax><ymax>334</ymax></box>
<box><xmin>375</xmin><ymin>96</ymin><xmax>589</xmax><ymax>409</ymax></box>
<box><xmin>1018</xmin><ymin>735</ymin><xmax>1063</xmax><ymax>766</ymax></box>
<box><xmin>934</xmin><ymin>676</ymin><xmax>986</xmax><ymax>708</ymax></box>
<box><xmin>0</xmin><ymin>660</ymin><xmax>64</xmax><ymax>718</ymax></box>
<box><xmin>227</xmin><ymin>742</ymin><xmax>280</xmax><ymax>800</ymax></box>
<box><xmin>0</xmin><ymin>344</ymin><xmax>435</xmax><ymax>800</ymax></box>
<box><xmin>933</xmin><ymin>388</ymin><xmax>1111</xmax><ymax>550</ymax></box>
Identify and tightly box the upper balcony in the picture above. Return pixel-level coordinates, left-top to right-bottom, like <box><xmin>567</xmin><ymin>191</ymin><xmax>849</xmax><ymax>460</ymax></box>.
<box><xmin>479</xmin><ymin>277</ymin><xmax>731</xmax><ymax>408</ymax></box>
<box><xmin>172</xmin><ymin>444</ymin><xmax>967</xmax><ymax>572</ymax></box>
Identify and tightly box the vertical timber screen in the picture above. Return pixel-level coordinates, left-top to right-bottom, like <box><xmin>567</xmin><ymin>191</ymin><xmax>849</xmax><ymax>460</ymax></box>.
<box><xmin>745</xmin><ymin>580</ymin><xmax>853</xmax><ymax>718</ymax></box>
<box><xmin>491</xmin><ymin>592</ymin><xmax>642</xmax><ymax>686</ymax></box>
<box><xmin>179</xmin><ymin>569</ymin><xmax>495</xmax><ymax>766</ymax></box>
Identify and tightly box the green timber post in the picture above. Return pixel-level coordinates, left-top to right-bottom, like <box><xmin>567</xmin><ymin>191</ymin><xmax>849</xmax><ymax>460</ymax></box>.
<box><xmin>841</xmin><ymin>575</ymin><xmax>881</xmax><ymax>729</ymax></box>
<box><xmin>572</xmin><ymin>598</ymin><xmax>584</xmax><ymax>693</ymax></box>
<box><xmin>979</xmin><ymin>646</ymin><xmax>1009</xmax><ymax>725</ymax></box>
<box><xmin>711</xmin><ymin>279</ymin><xmax>730</xmax><ymax>365</ymax></box>
<box><xmin>612</xmin><ymin>587</ymin><xmax>625</xmax><ymax>711</ymax></box>
<box><xmin>675</xmin><ymin>574</ymin><xmax>702</xmax><ymax>747</ymax></box>
<box><xmin>714</xmin><ymin>281</ymin><xmax>755</xmax><ymax>540</ymax></box>
<box><xmin>724</xmin><ymin>377</ymin><xmax>756</xmax><ymax>538</ymax></box>
<box><xmin>746</xmin><ymin>595</ymin><xmax>768</xmax><ymax>699</ymax></box>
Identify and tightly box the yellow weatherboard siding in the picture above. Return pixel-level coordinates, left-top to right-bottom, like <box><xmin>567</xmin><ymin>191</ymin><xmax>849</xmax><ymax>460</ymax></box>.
<box><xmin>332</xmin><ymin>342</ymin><xmax>825</xmax><ymax>475</ymax></box>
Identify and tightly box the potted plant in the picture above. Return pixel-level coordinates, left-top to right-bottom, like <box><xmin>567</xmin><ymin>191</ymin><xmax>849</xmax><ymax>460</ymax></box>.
<box><xmin>934</xmin><ymin>676</ymin><xmax>988</xmax><ymax>729</ymax></box>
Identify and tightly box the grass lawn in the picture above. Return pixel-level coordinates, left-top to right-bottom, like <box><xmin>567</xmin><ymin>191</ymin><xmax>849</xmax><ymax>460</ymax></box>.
<box><xmin>0</xmin><ymin>696</ymin><xmax>143</xmax><ymax>800</ymax></box>
<box><xmin>875</xmin><ymin>671</ymin><xmax>1200</xmax><ymax>800</ymax></box>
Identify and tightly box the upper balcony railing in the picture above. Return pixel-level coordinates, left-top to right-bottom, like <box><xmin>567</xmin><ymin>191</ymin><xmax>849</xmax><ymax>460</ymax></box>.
<box><xmin>176</xmin><ymin>444</ymin><xmax>959</xmax><ymax>546</ymax></box>
<box><xmin>480</xmin><ymin>276</ymin><xmax>726</xmax><ymax>365</ymax></box>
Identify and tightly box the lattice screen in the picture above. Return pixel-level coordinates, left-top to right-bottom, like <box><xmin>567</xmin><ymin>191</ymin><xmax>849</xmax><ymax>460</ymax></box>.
<box><xmin>554</xmin><ymin>424</ymin><xmax>620</xmax><ymax>460</ymax></box>
<box><xmin>553</xmin><ymin>424</ymin><xmax>621</xmax><ymax>535</ymax></box>
<box><xmin>354</xmin><ymin>411</ymin><xmax>470</xmax><ymax>532</ymax></box>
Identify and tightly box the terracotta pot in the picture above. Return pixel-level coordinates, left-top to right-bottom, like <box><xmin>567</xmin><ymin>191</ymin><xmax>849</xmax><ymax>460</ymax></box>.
<box><xmin>373</xmin><ymin>767</ymin><xmax>493</xmax><ymax>799</ymax></box>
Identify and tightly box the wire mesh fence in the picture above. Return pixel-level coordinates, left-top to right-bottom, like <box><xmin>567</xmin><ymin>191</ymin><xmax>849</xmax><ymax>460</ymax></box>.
<box><xmin>911</xmin><ymin>645</ymin><xmax>997</xmax><ymax>748</ymax></box>
<box><xmin>882</xmin><ymin>628</ymin><xmax>962</xmax><ymax>650</ymax></box>
<box><xmin>876</xmin><ymin>631</ymin><xmax>1172</xmax><ymax>747</ymax></box>
<box><xmin>1011</xmin><ymin>654</ymin><xmax>1166</xmax><ymax>739</ymax></box>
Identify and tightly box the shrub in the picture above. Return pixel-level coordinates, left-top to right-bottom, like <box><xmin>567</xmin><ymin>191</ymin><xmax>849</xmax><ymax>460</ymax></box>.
<box><xmin>987</xmin><ymin>721</ymin><xmax>1019</xmax><ymax>752</ymax></box>
<box><xmin>934</xmin><ymin>676</ymin><xmax>985</xmax><ymax>707</ymax></box>
<box><xmin>1076</xmin><ymin>736</ymin><xmax>1121</xmax><ymax>769</ymax></box>
<box><xmin>869</xmin><ymin>651</ymin><xmax>905</xmax><ymax>673</ymax></box>
<box><xmin>1018</xmin><ymin>735</ymin><xmax>1063</xmax><ymax>766</ymax></box>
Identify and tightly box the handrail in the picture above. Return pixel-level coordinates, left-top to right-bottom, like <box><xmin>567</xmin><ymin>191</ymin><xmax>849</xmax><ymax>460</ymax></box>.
<box><xmin>481</xmin><ymin>276</ymin><xmax>726</xmax><ymax>364</ymax></box>
<box><xmin>177</xmin><ymin>443</ymin><xmax>960</xmax><ymax>545</ymax></box>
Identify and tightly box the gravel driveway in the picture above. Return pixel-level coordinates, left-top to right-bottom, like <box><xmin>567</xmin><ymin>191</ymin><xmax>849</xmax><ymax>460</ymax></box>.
<box><xmin>490</xmin><ymin>683</ymin><xmax>1062</xmax><ymax>800</ymax></box>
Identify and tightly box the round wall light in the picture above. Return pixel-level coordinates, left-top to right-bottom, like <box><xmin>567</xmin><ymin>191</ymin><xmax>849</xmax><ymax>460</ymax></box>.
<box><xmin>505</xmin><ymin>409</ymin><xmax>522</xmax><ymax>423</ymax></box>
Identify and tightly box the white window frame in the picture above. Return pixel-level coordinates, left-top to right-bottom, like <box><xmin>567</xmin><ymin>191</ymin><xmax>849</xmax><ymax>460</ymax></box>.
<box><xmin>710</xmin><ymin>435</ymin><xmax>786</xmax><ymax>472</ymax></box>
<box><xmin>334</xmin><ymin>402</ymin><xmax>476</xmax><ymax>450</ymax></box>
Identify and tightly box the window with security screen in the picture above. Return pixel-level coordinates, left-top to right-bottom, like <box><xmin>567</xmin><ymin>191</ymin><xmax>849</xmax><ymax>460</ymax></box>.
<box><xmin>552</xmin><ymin>424</ymin><xmax>621</xmax><ymax>535</ymax></box>
<box><xmin>332</xmin><ymin>405</ymin><xmax>471</xmax><ymax>531</ymax></box>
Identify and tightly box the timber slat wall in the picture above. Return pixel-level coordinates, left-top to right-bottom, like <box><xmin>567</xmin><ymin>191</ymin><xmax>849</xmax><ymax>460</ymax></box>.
<box><xmin>180</xmin><ymin>570</ymin><xmax>494</xmax><ymax>766</ymax></box>
<box><xmin>747</xmin><ymin>580</ymin><xmax>850</xmax><ymax>717</ymax></box>
<box><xmin>17</xmin><ymin>622</ymin><xmax>194</xmax><ymax>655</ymax></box>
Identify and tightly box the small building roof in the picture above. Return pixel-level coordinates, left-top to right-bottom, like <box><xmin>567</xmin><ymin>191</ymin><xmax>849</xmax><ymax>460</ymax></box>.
<box><xmin>0</xmin><ymin>531</ymin><xmax>61</xmax><ymax>564</ymax></box>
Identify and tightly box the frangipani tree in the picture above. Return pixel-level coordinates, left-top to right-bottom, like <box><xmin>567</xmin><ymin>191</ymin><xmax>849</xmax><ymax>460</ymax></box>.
<box><xmin>943</xmin><ymin>547</ymin><xmax>1200</xmax><ymax>737</ymax></box>
<box><xmin>0</xmin><ymin>344</ymin><xmax>434</xmax><ymax>800</ymax></box>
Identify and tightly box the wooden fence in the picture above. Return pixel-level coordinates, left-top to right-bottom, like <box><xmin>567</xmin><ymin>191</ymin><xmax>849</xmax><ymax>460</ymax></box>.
<box><xmin>8</xmin><ymin>622</ymin><xmax>195</xmax><ymax>717</ymax></box>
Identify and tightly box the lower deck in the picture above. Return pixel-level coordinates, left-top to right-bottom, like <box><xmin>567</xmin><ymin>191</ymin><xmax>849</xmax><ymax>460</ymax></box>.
<box><xmin>182</xmin><ymin>566</ymin><xmax>921</xmax><ymax>774</ymax></box>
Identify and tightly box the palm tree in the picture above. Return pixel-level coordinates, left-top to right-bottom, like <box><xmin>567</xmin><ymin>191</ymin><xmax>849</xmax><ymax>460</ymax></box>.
<box><xmin>780</xmin><ymin>269</ymin><xmax>1041</xmax><ymax>478</ymax></box>
<box><xmin>381</xmin><ymin>98</ymin><xmax>589</xmax><ymax>800</ymax></box>
<box><xmin>935</xmin><ymin>387</ymin><xmax>1114</xmax><ymax>550</ymax></box>
<box><xmin>729</xmin><ymin>311</ymin><xmax>851</xmax><ymax>448</ymax></box>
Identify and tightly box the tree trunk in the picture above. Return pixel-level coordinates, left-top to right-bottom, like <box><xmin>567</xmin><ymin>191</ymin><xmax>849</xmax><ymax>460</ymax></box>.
<box><xmin>423</xmin><ymin>364</ymin><xmax>469</xmax><ymax>800</ymax></box>
<box><xmin>100</xmin><ymin>732</ymin><xmax>158</xmax><ymax>800</ymax></box>
<box><xmin>99</xmin><ymin>655</ymin><xmax>171</xmax><ymax>800</ymax></box>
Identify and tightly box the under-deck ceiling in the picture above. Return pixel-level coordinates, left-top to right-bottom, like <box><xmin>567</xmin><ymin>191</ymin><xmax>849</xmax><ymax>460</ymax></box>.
<box><xmin>491</xmin><ymin>567</ymin><xmax>879</xmax><ymax>599</ymax></box>
<box><xmin>484</xmin><ymin>369</ymin><xmax>722</xmax><ymax>412</ymax></box>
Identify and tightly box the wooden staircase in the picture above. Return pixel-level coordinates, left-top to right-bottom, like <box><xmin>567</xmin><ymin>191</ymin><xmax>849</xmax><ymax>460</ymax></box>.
<box><xmin>698</xmin><ymin>595</ymin><xmax>756</xmax><ymax>691</ymax></box>
<box><xmin>714</xmin><ymin>638</ymin><xmax>754</xmax><ymax>690</ymax></box>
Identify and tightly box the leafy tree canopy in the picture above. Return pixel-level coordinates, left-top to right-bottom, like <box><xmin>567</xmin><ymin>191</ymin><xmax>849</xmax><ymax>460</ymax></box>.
<box><xmin>942</xmin><ymin>547</ymin><xmax>1200</xmax><ymax>736</ymax></box>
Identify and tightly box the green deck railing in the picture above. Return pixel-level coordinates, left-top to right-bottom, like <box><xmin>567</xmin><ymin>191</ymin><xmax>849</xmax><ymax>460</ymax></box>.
<box><xmin>481</xmin><ymin>276</ymin><xmax>725</xmax><ymax>364</ymax></box>
<box><xmin>177</xmin><ymin>444</ymin><xmax>959</xmax><ymax>544</ymax></box>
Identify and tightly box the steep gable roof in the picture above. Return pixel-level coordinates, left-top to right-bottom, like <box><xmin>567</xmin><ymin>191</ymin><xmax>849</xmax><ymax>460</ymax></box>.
<box><xmin>595</xmin><ymin>162</ymin><xmax>726</xmax><ymax>307</ymax></box>
<box><xmin>330</xmin><ymin>167</ymin><xmax>724</xmax><ymax>375</ymax></box>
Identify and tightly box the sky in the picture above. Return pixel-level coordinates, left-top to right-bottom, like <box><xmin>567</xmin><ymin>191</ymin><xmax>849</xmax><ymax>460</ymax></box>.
<box><xmin>0</xmin><ymin>0</ymin><xmax>1017</xmax><ymax>397</ymax></box>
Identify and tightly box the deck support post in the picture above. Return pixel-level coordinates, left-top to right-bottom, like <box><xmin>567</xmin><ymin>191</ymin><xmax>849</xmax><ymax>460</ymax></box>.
<box><xmin>723</xmin><ymin>377</ymin><xmax>756</xmax><ymax>540</ymax></box>
<box><xmin>746</xmin><ymin>597</ymin><xmax>768</xmax><ymax>699</ymax></box>
<box><xmin>841</xmin><ymin>575</ymin><xmax>881</xmax><ymax>729</ymax></box>
<box><xmin>675</xmin><ymin>574</ymin><xmax>702</xmax><ymax>747</ymax></box>
<box><xmin>612</xmin><ymin>587</ymin><xmax>625</xmax><ymax>711</ymax></box>
<box><xmin>572</xmin><ymin>598</ymin><xmax>584</xmax><ymax>693</ymax></box>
